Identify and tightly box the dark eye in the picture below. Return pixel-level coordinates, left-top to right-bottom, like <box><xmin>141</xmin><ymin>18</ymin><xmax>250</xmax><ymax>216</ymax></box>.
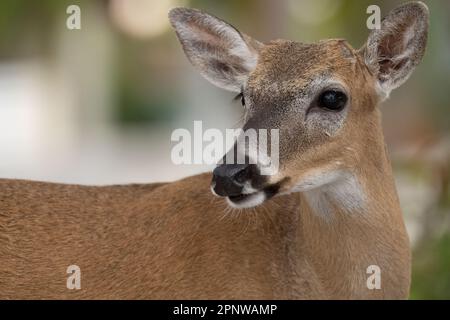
<box><xmin>234</xmin><ymin>92</ymin><xmax>245</xmax><ymax>106</ymax></box>
<box><xmin>318</xmin><ymin>90</ymin><xmax>347</xmax><ymax>111</ymax></box>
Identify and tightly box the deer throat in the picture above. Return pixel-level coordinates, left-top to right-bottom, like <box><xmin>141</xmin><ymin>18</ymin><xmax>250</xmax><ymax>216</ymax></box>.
<box><xmin>296</xmin><ymin>170</ymin><xmax>367</xmax><ymax>218</ymax></box>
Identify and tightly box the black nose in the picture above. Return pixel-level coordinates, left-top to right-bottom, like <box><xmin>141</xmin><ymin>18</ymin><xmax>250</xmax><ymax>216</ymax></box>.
<box><xmin>212</xmin><ymin>164</ymin><xmax>252</xmax><ymax>197</ymax></box>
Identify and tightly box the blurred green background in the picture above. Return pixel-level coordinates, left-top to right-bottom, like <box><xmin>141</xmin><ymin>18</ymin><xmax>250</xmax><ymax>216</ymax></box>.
<box><xmin>0</xmin><ymin>0</ymin><xmax>448</xmax><ymax>299</ymax></box>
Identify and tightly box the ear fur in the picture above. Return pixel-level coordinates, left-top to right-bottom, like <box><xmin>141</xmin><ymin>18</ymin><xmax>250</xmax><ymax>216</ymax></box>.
<box><xmin>169</xmin><ymin>7</ymin><xmax>262</xmax><ymax>92</ymax></box>
<box><xmin>361</xmin><ymin>1</ymin><xmax>429</xmax><ymax>98</ymax></box>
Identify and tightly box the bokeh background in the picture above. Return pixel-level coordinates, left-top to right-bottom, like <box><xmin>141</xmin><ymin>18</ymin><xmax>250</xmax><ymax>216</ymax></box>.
<box><xmin>0</xmin><ymin>0</ymin><xmax>448</xmax><ymax>299</ymax></box>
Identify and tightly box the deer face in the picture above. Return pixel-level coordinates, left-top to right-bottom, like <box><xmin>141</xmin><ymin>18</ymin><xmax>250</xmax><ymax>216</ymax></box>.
<box><xmin>169</xmin><ymin>2</ymin><xmax>428</xmax><ymax>209</ymax></box>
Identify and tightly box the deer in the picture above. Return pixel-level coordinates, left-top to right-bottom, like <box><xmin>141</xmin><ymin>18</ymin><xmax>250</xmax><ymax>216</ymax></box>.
<box><xmin>0</xmin><ymin>1</ymin><xmax>428</xmax><ymax>299</ymax></box>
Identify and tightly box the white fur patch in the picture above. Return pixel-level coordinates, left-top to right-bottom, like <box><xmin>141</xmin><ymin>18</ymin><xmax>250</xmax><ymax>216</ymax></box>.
<box><xmin>210</xmin><ymin>183</ymin><xmax>219</xmax><ymax>197</ymax></box>
<box><xmin>241</xmin><ymin>181</ymin><xmax>258</xmax><ymax>195</ymax></box>
<box><xmin>291</xmin><ymin>170</ymin><xmax>366</xmax><ymax>217</ymax></box>
<box><xmin>226</xmin><ymin>191</ymin><xmax>266</xmax><ymax>209</ymax></box>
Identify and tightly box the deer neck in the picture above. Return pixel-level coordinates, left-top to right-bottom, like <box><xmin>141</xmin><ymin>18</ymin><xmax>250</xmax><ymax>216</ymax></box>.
<box><xmin>268</xmin><ymin>131</ymin><xmax>409</xmax><ymax>298</ymax></box>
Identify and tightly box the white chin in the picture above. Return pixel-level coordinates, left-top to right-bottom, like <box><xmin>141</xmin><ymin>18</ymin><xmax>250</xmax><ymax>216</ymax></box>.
<box><xmin>226</xmin><ymin>191</ymin><xmax>266</xmax><ymax>209</ymax></box>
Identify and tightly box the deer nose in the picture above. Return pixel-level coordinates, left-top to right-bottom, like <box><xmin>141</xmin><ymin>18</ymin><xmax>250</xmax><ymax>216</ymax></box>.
<box><xmin>212</xmin><ymin>164</ymin><xmax>252</xmax><ymax>197</ymax></box>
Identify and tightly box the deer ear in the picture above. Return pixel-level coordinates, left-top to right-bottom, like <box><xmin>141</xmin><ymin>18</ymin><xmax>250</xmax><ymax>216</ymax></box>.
<box><xmin>361</xmin><ymin>2</ymin><xmax>429</xmax><ymax>98</ymax></box>
<box><xmin>169</xmin><ymin>7</ymin><xmax>262</xmax><ymax>92</ymax></box>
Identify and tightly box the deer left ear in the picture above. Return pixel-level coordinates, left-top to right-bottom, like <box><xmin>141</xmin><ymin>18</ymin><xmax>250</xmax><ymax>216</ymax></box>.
<box><xmin>361</xmin><ymin>1</ymin><xmax>429</xmax><ymax>98</ymax></box>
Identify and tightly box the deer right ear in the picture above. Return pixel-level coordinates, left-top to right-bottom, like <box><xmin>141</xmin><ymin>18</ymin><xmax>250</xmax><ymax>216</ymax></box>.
<box><xmin>169</xmin><ymin>8</ymin><xmax>262</xmax><ymax>93</ymax></box>
<box><xmin>360</xmin><ymin>1</ymin><xmax>429</xmax><ymax>98</ymax></box>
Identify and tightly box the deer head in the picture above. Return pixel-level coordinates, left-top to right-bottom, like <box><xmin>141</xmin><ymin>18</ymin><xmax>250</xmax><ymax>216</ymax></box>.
<box><xmin>169</xmin><ymin>2</ymin><xmax>429</xmax><ymax>209</ymax></box>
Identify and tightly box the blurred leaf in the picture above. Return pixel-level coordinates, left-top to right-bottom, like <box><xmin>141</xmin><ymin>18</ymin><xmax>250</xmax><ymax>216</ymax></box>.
<box><xmin>411</xmin><ymin>232</ymin><xmax>450</xmax><ymax>299</ymax></box>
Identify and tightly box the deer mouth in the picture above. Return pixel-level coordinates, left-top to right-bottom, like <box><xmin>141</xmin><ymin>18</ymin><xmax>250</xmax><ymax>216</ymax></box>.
<box><xmin>226</xmin><ymin>184</ymin><xmax>281</xmax><ymax>209</ymax></box>
<box><xmin>227</xmin><ymin>191</ymin><xmax>266</xmax><ymax>209</ymax></box>
<box><xmin>227</xmin><ymin>191</ymin><xmax>266</xmax><ymax>208</ymax></box>
<box><xmin>211</xmin><ymin>163</ymin><xmax>286</xmax><ymax>209</ymax></box>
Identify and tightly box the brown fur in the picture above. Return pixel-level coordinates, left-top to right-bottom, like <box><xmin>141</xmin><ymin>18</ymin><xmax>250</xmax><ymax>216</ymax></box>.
<box><xmin>0</xmin><ymin>172</ymin><xmax>408</xmax><ymax>299</ymax></box>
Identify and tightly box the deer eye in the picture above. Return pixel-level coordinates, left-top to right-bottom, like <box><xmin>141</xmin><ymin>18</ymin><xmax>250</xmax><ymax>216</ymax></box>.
<box><xmin>318</xmin><ymin>90</ymin><xmax>347</xmax><ymax>111</ymax></box>
<box><xmin>234</xmin><ymin>92</ymin><xmax>245</xmax><ymax>106</ymax></box>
